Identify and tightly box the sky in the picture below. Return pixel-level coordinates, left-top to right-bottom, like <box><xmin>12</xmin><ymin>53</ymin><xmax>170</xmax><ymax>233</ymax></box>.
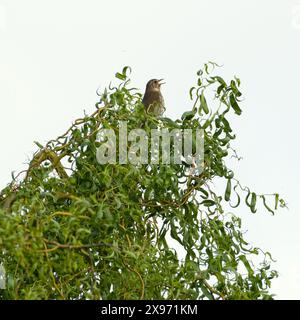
<box><xmin>0</xmin><ymin>0</ymin><xmax>300</xmax><ymax>299</ymax></box>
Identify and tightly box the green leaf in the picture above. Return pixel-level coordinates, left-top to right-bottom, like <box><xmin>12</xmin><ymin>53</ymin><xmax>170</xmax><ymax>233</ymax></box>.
<box><xmin>225</xmin><ymin>170</ymin><xmax>234</xmax><ymax>179</ymax></box>
<box><xmin>245</xmin><ymin>188</ymin><xmax>252</xmax><ymax>209</ymax></box>
<box><xmin>204</xmin><ymin>63</ymin><xmax>209</xmax><ymax>74</ymax></box>
<box><xmin>239</xmin><ymin>255</ymin><xmax>254</xmax><ymax>276</ymax></box>
<box><xmin>234</xmin><ymin>76</ymin><xmax>241</xmax><ymax>86</ymax></box>
<box><xmin>197</xmin><ymin>69</ymin><xmax>203</xmax><ymax>76</ymax></box>
<box><xmin>189</xmin><ymin>87</ymin><xmax>196</xmax><ymax>100</ymax></box>
<box><xmin>250</xmin><ymin>192</ymin><xmax>257</xmax><ymax>213</ymax></box>
<box><xmin>230</xmin><ymin>184</ymin><xmax>241</xmax><ymax>208</ymax></box>
<box><xmin>213</xmin><ymin>76</ymin><xmax>227</xmax><ymax>87</ymax></box>
<box><xmin>34</xmin><ymin>141</ymin><xmax>44</xmax><ymax>149</ymax></box>
<box><xmin>122</xmin><ymin>66</ymin><xmax>131</xmax><ymax>77</ymax></box>
<box><xmin>124</xmin><ymin>250</ymin><xmax>138</xmax><ymax>259</ymax></box>
<box><xmin>225</xmin><ymin>179</ymin><xmax>231</xmax><ymax>201</ymax></box>
<box><xmin>229</xmin><ymin>93</ymin><xmax>242</xmax><ymax>115</ymax></box>
<box><xmin>217</xmin><ymin>84</ymin><xmax>225</xmax><ymax>95</ymax></box>
<box><xmin>198</xmin><ymin>188</ymin><xmax>209</xmax><ymax>199</ymax></box>
<box><xmin>200</xmin><ymin>92</ymin><xmax>209</xmax><ymax>114</ymax></box>
<box><xmin>275</xmin><ymin>193</ymin><xmax>279</xmax><ymax>210</ymax></box>
<box><xmin>261</xmin><ymin>195</ymin><xmax>275</xmax><ymax>215</ymax></box>
<box><xmin>181</xmin><ymin>109</ymin><xmax>196</xmax><ymax>121</ymax></box>
<box><xmin>200</xmin><ymin>284</ymin><xmax>214</xmax><ymax>300</ymax></box>
<box><xmin>115</xmin><ymin>72</ymin><xmax>126</xmax><ymax>81</ymax></box>
<box><xmin>170</xmin><ymin>221</ymin><xmax>183</xmax><ymax>245</ymax></box>
<box><xmin>201</xmin><ymin>199</ymin><xmax>215</xmax><ymax>207</ymax></box>
<box><xmin>161</xmin><ymin>117</ymin><xmax>180</xmax><ymax>128</ymax></box>
<box><xmin>230</xmin><ymin>80</ymin><xmax>242</xmax><ymax>97</ymax></box>
<box><xmin>221</xmin><ymin>117</ymin><xmax>232</xmax><ymax>132</ymax></box>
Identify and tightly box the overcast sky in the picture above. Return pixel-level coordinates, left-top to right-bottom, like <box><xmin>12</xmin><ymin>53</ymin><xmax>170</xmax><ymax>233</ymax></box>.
<box><xmin>1</xmin><ymin>0</ymin><xmax>300</xmax><ymax>299</ymax></box>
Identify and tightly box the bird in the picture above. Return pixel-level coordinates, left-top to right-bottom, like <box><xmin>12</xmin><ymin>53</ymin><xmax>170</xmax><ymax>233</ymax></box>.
<box><xmin>142</xmin><ymin>79</ymin><xmax>165</xmax><ymax>117</ymax></box>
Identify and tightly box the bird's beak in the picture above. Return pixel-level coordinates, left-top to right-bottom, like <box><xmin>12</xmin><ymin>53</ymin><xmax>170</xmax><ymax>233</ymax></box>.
<box><xmin>158</xmin><ymin>79</ymin><xmax>165</xmax><ymax>86</ymax></box>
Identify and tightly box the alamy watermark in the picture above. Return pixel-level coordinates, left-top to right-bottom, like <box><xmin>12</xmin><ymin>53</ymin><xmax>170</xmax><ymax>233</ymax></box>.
<box><xmin>0</xmin><ymin>264</ymin><xmax>6</xmax><ymax>289</ymax></box>
<box><xmin>96</xmin><ymin>121</ymin><xmax>204</xmax><ymax>173</ymax></box>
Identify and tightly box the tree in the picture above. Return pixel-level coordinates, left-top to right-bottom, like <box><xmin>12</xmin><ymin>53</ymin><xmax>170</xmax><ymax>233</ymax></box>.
<box><xmin>0</xmin><ymin>63</ymin><xmax>285</xmax><ymax>300</ymax></box>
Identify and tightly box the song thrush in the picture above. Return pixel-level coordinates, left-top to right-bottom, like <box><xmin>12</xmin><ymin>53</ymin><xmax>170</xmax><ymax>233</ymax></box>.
<box><xmin>142</xmin><ymin>79</ymin><xmax>165</xmax><ymax>117</ymax></box>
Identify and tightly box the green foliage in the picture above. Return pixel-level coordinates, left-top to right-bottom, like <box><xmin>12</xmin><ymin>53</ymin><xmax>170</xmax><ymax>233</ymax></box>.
<box><xmin>0</xmin><ymin>63</ymin><xmax>285</xmax><ymax>299</ymax></box>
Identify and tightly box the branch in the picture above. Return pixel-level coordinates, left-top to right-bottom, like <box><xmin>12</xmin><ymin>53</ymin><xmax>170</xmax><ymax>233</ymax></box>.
<box><xmin>39</xmin><ymin>239</ymin><xmax>118</xmax><ymax>253</ymax></box>
<box><xmin>25</xmin><ymin>149</ymin><xmax>69</xmax><ymax>180</ymax></box>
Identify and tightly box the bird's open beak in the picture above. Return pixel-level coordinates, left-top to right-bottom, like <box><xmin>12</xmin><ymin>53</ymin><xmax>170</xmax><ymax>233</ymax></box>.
<box><xmin>158</xmin><ymin>79</ymin><xmax>165</xmax><ymax>86</ymax></box>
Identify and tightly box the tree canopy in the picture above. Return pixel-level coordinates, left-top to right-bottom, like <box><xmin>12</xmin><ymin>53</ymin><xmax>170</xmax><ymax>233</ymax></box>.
<box><xmin>0</xmin><ymin>63</ymin><xmax>285</xmax><ymax>299</ymax></box>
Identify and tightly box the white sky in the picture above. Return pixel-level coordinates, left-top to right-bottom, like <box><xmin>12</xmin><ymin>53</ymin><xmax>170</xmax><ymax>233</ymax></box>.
<box><xmin>0</xmin><ymin>0</ymin><xmax>300</xmax><ymax>299</ymax></box>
